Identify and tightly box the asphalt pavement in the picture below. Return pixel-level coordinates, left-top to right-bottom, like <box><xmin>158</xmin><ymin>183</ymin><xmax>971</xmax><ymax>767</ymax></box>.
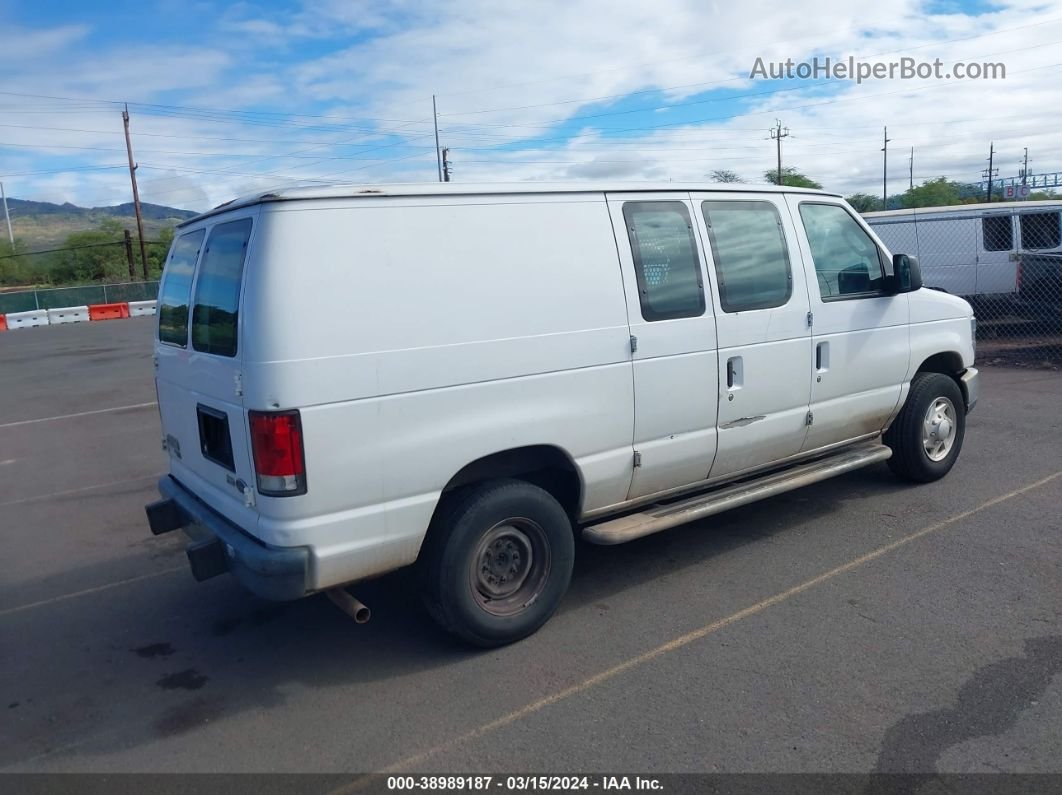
<box><xmin>1</xmin><ymin>317</ymin><xmax>1060</xmax><ymax>776</ymax></box>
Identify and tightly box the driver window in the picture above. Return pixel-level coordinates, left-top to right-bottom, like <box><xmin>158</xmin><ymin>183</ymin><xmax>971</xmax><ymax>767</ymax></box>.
<box><xmin>799</xmin><ymin>203</ymin><xmax>886</xmax><ymax>300</ymax></box>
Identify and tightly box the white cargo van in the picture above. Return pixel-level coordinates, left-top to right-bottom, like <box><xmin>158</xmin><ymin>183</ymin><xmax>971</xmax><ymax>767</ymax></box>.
<box><xmin>146</xmin><ymin>183</ymin><xmax>978</xmax><ymax>646</ymax></box>
<box><xmin>864</xmin><ymin>200</ymin><xmax>1062</xmax><ymax>315</ymax></box>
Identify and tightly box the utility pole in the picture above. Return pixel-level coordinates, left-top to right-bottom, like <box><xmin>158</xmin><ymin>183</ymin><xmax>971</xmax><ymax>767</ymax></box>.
<box><xmin>1021</xmin><ymin>147</ymin><xmax>1029</xmax><ymax>186</ymax></box>
<box><xmin>122</xmin><ymin>104</ymin><xmax>148</xmax><ymax>279</ymax></box>
<box><xmin>123</xmin><ymin>229</ymin><xmax>136</xmax><ymax>280</ymax></box>
<box><xmin>769</xmin><ymin>120</ymin><xmax>789</xmax><ymax>185</ymax></box>
<box><xmin>0</xmin><ymin>181</ymin><xmax>13</xmax><ymax>247</ymax></box>
<box><xmin>442</xmin><ymin>147</ymin><xmax>452</xmax><ymax>182</ymax></box>
<box><xmin>982</xmin><ymin>142</ymin><xmax>998</xmax><ymax>202</ymax></box>
<box><xmin>881</xmin><ymin>126</ymin><xmax>891</xmax><ymax>209</ymax></box>
<box><xmin>909</xmin><ymin>146</ymin><xmax>914</xmax><ymax>191</ymax></box>
<box><xmin>433</xmin><ymin>95</ymin><xmax>443</xmax><ymax>183</ymax></box>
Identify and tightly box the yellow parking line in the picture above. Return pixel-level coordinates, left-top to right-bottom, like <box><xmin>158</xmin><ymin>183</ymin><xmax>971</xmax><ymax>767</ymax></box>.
<box><xmin>337</xmin><ymin>468</ymin><xmax>1062</xmax><ymax>785</ymax></box>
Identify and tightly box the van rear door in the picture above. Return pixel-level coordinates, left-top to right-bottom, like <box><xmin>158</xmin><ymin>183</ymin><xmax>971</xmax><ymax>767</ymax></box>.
<box><xmin>155</xmin><ymin>211</ymin><xmax>260</xmax><ymax>530</ymax></box>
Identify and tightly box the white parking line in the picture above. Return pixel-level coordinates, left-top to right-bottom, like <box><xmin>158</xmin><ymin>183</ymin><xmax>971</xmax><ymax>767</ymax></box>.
<box><xmin>0</xmin><ymin>474</ymin><xmax>160</xmax><ymax>509</ymax></box>
<box><xmin>0</xmin><ymin>401</ymin><xmax>157</xmax><ymax>430</ymax></box>
<box><xmin>0</xmin><ymin>567</ymin><xmax>186</xmax><ymax>619</ymax></box>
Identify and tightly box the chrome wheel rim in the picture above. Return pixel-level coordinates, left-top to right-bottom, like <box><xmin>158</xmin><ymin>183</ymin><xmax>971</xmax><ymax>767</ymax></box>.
<box><xmin>469</xmin><ymin>519</ymin><xmax>551</xmax><ymax>617</ymax></box>
<box><xmin>922</xmin><ymin>396</ymin><xmax>957</xmax><ymax>462</ymax></box>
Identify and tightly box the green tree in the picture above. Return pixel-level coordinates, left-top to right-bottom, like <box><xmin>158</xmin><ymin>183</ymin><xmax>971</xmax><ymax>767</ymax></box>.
<box><xmin>47</xmin><ymin>218</ymin><xmax>128</xmax><ymax>284</ymax></box>
<box><xmin>764</xmin><ymin>167</ymin><xmax>823</xmax><ymax>189</ymax></box>
<box><xmin>0</xmin><ymin>238</ymin><xmax>31</xmax><ymax>286</ymax></box>
<box><xmin>900</xmin><ymin>177</ymin><xmax>967</xmax><ymax>209</ymax></box>
<box><xmin>846</xmin><ymin>193</ymin><xmax>882</xmax><ymax>213</ymax></box>
<box><xmin>145</xmin><ymin>226</ymin><xmax>174</xmax><ymax>280</ymax></box>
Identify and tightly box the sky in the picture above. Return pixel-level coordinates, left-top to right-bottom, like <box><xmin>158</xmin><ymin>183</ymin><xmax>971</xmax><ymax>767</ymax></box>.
<box><xmin>1</xmin><ymin>0</ymin><xmax>1060</xmax><ymax>213</ymax></box>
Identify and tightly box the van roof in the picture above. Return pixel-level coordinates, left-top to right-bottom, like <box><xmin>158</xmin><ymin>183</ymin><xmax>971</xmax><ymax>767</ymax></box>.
<box><xmin>864</xmin><ymin>199</ymin><xmax>1062</xmax><ymax>219</ymax></box>
<box><xmin>181</xmin><ymin>181</ymin><xmax>841</xmax><ymax>226</ymax></box>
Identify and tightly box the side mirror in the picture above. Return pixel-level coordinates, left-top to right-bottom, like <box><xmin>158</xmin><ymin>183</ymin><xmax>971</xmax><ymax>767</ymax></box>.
<box><xmin>888</xmin><ymin>254</ymin><xmax>923</xmax><ymax>294</ymax></box>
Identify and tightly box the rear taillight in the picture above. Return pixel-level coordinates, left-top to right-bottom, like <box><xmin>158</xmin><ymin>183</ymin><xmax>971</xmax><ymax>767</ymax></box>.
<box><xmin>248</xmin><ymin>410</ymin><xmax>306</xmax><ymax>496</ymax></box>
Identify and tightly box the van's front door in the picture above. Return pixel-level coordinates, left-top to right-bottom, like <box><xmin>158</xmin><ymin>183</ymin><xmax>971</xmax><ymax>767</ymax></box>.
<box><xmin>786</xmin><ymin>197</ymin><xmax>908</xmax><ymax>452</ymax></box>
<box><xmin>689</xmin><ymin>192</ymin><xmax>814</xmax><ymax>478</ymax></box>
<box><xmin>155</xmin><ymin>212</ymin><xmax>259</xmax><ymax>531</ymax></box>
<box><xmin>606</xmin><ymin>194</ymin><xmax>719</xmax><ymax>500</ymax></box>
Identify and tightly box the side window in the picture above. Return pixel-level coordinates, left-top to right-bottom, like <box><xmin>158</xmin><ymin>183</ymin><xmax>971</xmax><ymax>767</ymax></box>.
<box><xmin>982</xmin><ymin>215</ymin><xmax>1013</xmax><ymax>252</ymax></box>
<box><xmin>701</xmin><ymin>200</ymin><xmax>791</xmax><ymax>312</ymax></box>
<box><xmin>157</xmin><ymin>229</ymin><xmax>205</xmax><ymax>347</ymax></box>
<box><xmin>1020</xmin><ymin>211</ymin><xmax>1061</xmax><ymax>250</ymax></box>
<box><xmin>622</xmin><ymin>202</ymin><xmax>705</xmax><ymax>321</ymax></box>
<box><xmin>191</xmin><ymin>218</ymin><xmax>253</xmax><ymax>357</ymax></box>
<box><xmin>799</xmin><ymin>203</ymin><xmax>886</xmax><ymax>300</ymax></box>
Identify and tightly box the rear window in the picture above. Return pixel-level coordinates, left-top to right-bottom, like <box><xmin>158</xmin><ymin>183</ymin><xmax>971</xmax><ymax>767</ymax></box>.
<box><xmin>1020</xmin><ymin>211</ymin><xmax>1061</xmax><ymax>250</ymax></box>
<box><xmin>622</xmin><ymin>201</ymin><xmax>705</xmax><ymax>321</ymax></box>
<box><xmin>982</xmin><ymin>215</ymin><xmax>1013</xmax><ymax>252</ymax></box>
<box><xmin>191</xmin><ymin>218</ymin><xmax>253</xmax><ymax>357</ymax></box>
<box><xmin>157</xmin><ymin>230</ymin><xmax>205</xmax><ymax>347</ymax></box>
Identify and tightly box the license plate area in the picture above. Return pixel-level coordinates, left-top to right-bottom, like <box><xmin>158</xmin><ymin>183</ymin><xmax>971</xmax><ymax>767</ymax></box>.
<box><xmin>197</xmin><ymin>404</ymin><xmax>235</xmax><ymax>472</ymax></box>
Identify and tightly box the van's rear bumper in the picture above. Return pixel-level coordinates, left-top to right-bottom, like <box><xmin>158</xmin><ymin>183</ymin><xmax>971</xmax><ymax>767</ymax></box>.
<box><xmin>146</xmin><ymin>475</ymin><xmax>310</xmax><ymax>601</ymax></box>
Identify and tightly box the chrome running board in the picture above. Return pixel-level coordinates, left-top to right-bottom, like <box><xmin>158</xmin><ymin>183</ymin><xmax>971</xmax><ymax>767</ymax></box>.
<box><xmin>582</xmin><ymin>443</ymin><xmax>892</xmax><ymax>545</ymax></box>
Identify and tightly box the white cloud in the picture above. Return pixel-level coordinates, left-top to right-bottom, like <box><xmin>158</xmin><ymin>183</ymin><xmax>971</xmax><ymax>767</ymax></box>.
<box><xmin>4</xmin><ymin>0</ymin><xmax>1062</xmax><ymax>211</ymax></box>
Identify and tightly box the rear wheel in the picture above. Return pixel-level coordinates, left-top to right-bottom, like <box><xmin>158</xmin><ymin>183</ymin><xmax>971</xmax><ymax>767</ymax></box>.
<box><xmin>419</xmin><ymin>479</ymin><xmax>574</xmax><ymax>647</ymax></box>
<box><xmin>885</xmin><ymin>372</ymin><xmax>966</xmax><ymax>483</ymax></box>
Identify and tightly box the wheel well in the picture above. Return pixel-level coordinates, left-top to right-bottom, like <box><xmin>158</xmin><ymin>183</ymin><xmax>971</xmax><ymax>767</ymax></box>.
<box><xmin>916</xmin><ymin>351</ymin><xmax>964</xmax><ymax>377</ymax></box>
<box><xmin>439</xmin><ymin>445</ymin><xmax>584</xmax><ymax>520</ymax></box>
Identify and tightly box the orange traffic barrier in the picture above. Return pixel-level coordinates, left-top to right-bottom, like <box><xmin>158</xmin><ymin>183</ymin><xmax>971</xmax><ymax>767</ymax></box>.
<box><xmin>0</xmin><ymin>314</ymin><xmax>6</xmax><ymax>331</ymax></box>
<box><xmin>88</xmin><ymin>302</ymin><xmax>130</xmax><ymax>321</ymax></box>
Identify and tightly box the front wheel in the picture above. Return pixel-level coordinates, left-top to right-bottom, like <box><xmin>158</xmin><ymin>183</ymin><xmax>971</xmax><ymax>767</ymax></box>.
<box><xmin>884</xmin><ymin>372</ymin><xmax>966</xmax><ymax>483</ymax></box>
<box><xmin>419</xmin><ymin>479</ymin><xmax>575</xmax><ymax>647</ymax></box>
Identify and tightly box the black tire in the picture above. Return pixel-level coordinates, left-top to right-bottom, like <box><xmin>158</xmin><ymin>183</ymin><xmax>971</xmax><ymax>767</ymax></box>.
<box><xmin>884</xmin><ymin>372</ymin><xmax>966</xmax><ymax>483</ymax></box>
<box><xmin>419</xmin><ymin>479</ymin><xmax>575</xmax><ymax>647</ymax></box>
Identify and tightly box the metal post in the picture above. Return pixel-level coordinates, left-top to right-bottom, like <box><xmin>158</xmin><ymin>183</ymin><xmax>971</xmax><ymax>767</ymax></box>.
<box><xmin>433</xmin><ymin>95</ymin><xmax>443</xmax><ymax>183</ymax></box>
<box><xmin>1</xmin><ymin>181</ymin><xmax>13</xmax><ymax>247</ymax></box>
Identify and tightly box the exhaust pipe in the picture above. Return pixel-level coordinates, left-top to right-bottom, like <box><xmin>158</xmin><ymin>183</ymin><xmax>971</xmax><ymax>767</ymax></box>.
<box><xmin>326</xmin><ymin>588</ymin><xmax>371</xmax><ymax>624</ymax></box>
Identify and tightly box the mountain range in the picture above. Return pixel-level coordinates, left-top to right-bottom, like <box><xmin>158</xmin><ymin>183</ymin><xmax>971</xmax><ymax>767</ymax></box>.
<box><xmin>4</xmin><ymin>198</ymin><xmax>197</xmax><ymax>250</ymax></box>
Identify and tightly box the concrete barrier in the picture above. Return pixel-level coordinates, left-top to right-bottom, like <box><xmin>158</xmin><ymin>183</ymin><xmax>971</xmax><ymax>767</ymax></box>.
<box><xmin>5</xmin><ymin>309</ymin><xmax>50</xmax><ymax>329</ymax></box>
<box><xmin>88</xmin><ymin>302</ymin><xmax>130</xmax><ymax>321</ymax></box>
<box><xmin>46</xmin><ymin>306</ymin><xmax>90</xmax><ymax>325</ymax></box>
<box><xmin>128</xmin><ymin>300</ymin><xmax>157</xmax><ymax>317</ymax></box>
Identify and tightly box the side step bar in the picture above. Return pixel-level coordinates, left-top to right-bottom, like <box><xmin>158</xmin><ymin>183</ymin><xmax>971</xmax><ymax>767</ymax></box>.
<box><xmin>583</xmin><ymin>443</ymin><xmax>892</xmax><ymax>545</ymax></box>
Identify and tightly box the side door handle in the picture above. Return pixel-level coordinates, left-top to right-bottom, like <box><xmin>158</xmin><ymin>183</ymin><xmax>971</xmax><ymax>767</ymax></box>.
<box><xmin>726</xmin><ymin>356</ymin><xmax>743</xmax><ymax>389</ymax></box>
<box><xmin>816</xmin><ymin>342</ymin><xmax>829</xmax><ymax>372</ymax></box>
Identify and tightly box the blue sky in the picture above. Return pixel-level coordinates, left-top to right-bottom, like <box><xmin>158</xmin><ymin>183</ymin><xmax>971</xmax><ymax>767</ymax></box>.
<box><xmin>1</xmin><ymin>0</ymin><xmax>1058</xmax><ymax>212</ymax></box>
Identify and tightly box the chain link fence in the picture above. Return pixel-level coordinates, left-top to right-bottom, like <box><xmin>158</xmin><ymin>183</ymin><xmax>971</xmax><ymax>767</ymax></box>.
<box><xmin>866</xmin><ymin>203</ymin><xmax>1062</xmax><ymax>369</ymax></box>
<box><xmin>0</xmin><ymin>281</ymin><xmax>159</xmax><ymax>314</ymax></box>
